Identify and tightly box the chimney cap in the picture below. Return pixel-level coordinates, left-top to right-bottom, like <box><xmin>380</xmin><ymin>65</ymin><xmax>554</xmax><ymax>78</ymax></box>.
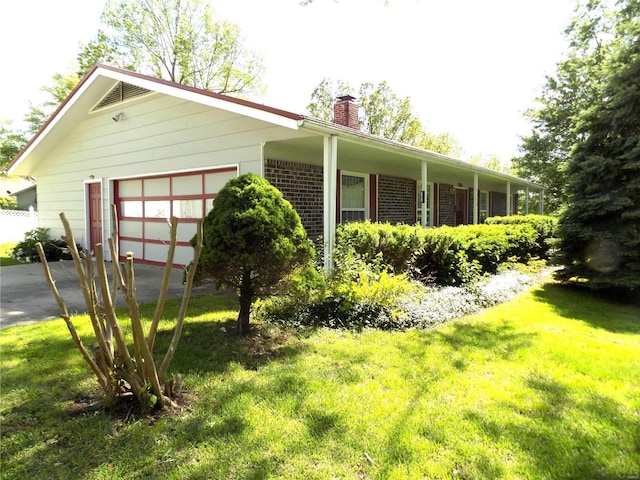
<box><xmin>336</xmin><ymin>94</ymin><xmax>356</xmax><ymax>102</ymax></box>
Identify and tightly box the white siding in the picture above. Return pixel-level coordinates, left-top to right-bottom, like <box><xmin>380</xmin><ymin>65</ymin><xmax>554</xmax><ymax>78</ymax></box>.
<box><xmin>32</xmin><ymin>94</ymin><xmax>300</xmax><ymax>252</ymax></box>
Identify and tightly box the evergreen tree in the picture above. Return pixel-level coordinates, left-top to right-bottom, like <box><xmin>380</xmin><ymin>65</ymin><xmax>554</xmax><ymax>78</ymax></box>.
<box><xmin>558</xmin><ymin>13</ymin><xmax>640</xmax><ymax>296</ymax></box>
<box><xmin>196</xmin><ymin>174</ymin><xmax>314</xmax><ymax>335</ymax></box>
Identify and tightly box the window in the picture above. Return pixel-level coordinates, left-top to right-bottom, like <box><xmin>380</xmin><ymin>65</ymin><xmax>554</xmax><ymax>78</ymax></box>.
<box><xmin>479</xmin><ymin>191</ymin><xmax>489</xmax><ymax>222</ymax></box>
<box><xmin>416</xmin><ymin>182</ymin><xmax>434</xmax><ymax>226</ymax></box>
<box><xmin>341</xmin><ymin>172</ymin><xmax>368</xmax><ymax>222</ymax></box>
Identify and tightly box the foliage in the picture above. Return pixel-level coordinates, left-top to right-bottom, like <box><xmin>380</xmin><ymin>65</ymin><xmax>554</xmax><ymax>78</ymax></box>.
<box><xmin>557</xmin><ymin>11</ymin><xmax>640</xmax><ymax>296</ymax></box>
<box><xmin>0</xmin><ymin>120</ymin><xmax>27</xmax><ymax>172</ymax></box>
<box><xmin>196</xmin><ymin>173</ymin><xmax>314</xmax><ymax>335</ymax></box>
<box><xmin>307</xmin><ymin>78</ymin><xmax>462</xmax><ymax>156</ymax></box>
<box><xmin>334</xmin><ymin>220</ymin><xmax>543</xmax><ymax>286</ymax></box>
<box><xmin>12</xmin><ymin>228</ymin><xmax>74</xmax><ymax>262</ymax></box>
<box><xmin>96</xmin><ymin>0</ymin><xmax>264</xmax><ymax>93</ymax></box>
<box><xmin>3</xmin><ymin>283</ymin><xmax>639</xmax><ymax>479</ymax></box>
<box><xmin>23</xmin><ymin>0</ymin><xmax>265</xmax><ymax>134</ymax></box>
<box><xmin>0</xmin><ymin>196</ymin><xmax>18</xmax><ymax>210</ymax></box>
<box><xmin>486</xmin><ymin>214</ymin><xmax>559</xmax><ymax>258</ymax></box>
<box><xmin>0</xmin><ymin>242</ymin><xmax>22</xmax><ymax>266</ymax></box>
<box><xmin>513</xmin><ymin>0</ymin><xmax>638</xmax><ymax>214</ymax></box>
<box><xmin>24</xmin><ymin>72</ymin><xmax>80</xmax><ymax>135</ymax></box>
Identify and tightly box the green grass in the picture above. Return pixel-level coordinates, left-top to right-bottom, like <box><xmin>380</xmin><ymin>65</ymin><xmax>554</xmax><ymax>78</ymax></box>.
<box><xmin>0</xmin><ymin>243</ymin><xmax>23</xmax><ymax>266</ymax></box>
<box><xmin>1</xmin><ymin>284</ymin><xmax>639</xmax><ymax>479</ymax></box>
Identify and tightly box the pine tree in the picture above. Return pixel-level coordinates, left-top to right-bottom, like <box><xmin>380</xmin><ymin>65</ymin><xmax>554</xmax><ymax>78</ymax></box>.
<box><xmin>558</xmin><ymin>19</ymin><xmax>640</xmax><ymax>297</ymax></box>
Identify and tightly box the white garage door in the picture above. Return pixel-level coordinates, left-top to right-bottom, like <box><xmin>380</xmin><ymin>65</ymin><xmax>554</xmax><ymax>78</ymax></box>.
<box><xmin>115</xmin><ymin>167</ymin><xmax>237</xmax><ymax>266</ymax></box>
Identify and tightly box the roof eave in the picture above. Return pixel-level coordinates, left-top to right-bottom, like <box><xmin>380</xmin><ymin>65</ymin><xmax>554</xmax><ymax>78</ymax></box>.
<box><xmin>298</xmin><ymin>117</ymin><xmax>544</xmax><ymax>190</ymax></box>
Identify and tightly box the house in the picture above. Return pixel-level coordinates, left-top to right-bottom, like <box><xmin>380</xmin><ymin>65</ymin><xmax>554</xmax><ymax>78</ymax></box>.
<box><xmin>10</xmin><ymin>184</ymin><xmax>37</xmax><ymax>211</ymax></box>
<box><xmin>8</xmin><ymin>64</ymin><xmax>544</xmax><ymax>269</ymax></box>
<box><xmin>1</xmin><ymin>176</ymin><xmax>36</xmax><ymax>210</ymax></box>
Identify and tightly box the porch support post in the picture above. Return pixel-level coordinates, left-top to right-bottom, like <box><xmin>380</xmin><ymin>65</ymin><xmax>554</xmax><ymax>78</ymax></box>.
<box><xmin>473</xmin><ymin>173</ymin><xmax>479</xmax><ymax>224</ymax></box>
<box><xmin>323</xmin><ymin>134</ymin><xmax>338</xmax><ymax>272</ymax></box>
<box><xmin>421</xmin><ymin>160</ymin><xmax>428</xmax><ymax>227</ymax></box>
<box><xmin>539</xmin><ymin>189</ymin><xmax>544</xmax><ymax>214</ymax></box>
<box><xmin>525</xmin><ymin>186</ymin><xmax>530</xmax><ymax>215</ymax></box>
<box><xmin>506</xmin><ymin>181</ymin><xmax>511</xmax><ymax>216</ymax></box>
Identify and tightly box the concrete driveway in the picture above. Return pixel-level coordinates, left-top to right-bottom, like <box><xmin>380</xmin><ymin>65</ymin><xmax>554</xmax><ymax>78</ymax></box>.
<box><xmin>0</xmin><ymin>261</ymin><xmax>213</xmax><ymax>329</ymax></box>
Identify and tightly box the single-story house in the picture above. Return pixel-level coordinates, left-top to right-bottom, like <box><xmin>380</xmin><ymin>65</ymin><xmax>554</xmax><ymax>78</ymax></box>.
<box><xmin>8</xmin><ymin>64</ymin><xmax>544</xmax><ymax>269</ymax></box>
<box><xmin>10</xmin><ymin>184</ymin><xmax>37</xmax><ymax>211</ymax></box>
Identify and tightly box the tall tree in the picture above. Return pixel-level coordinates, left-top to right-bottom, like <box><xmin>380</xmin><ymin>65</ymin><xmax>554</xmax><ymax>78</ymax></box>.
<box><xmin>24</xmin><ymin>72</ymin><xmax>80</xmax><ymax>135</ymax></box>
<box><xmin>24</xmin><ymin>0</ymin><xmax>265</xmax><ymax>134</ymax></box>
<box><xmin>98</xmin><ymin>0</ymin><xmax>264</xmax><ymax>93</ymax></box>
<box><xmin>513</xmin><ymin>0</ymin><xmax>619</xmax><ymax>214</ymax></box>
<box><xmin>557</xmin><ymin>1</ymin><xmax>640</xmax><ymax>296</ymax></box>
<box><xmin>307</xmin><ymin>78</ymin><xmax>462</xmax><ymax>157</ymax></box>
<box><xmin>0</xmin><ymin>120</ymin><xmax>27</xmax><ymax>173</ymax></box>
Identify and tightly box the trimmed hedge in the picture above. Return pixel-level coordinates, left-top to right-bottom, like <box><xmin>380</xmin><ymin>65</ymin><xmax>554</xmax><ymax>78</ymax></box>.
<box><xmin>335</xmin><ymin>217</ymin><xmax>549</xmax><ymax>286</ymax></box>
<box><xmin>485</xmin><ymin>214</ymin><xmax>558</xmax><ymax>258</ymax></box>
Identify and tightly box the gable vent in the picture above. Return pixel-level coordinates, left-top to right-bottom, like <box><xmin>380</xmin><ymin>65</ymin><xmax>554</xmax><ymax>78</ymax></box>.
<box><xmin>93</xmin><ymin>82</ymin><xmax>151</xmax><ymax>111</ymax></box>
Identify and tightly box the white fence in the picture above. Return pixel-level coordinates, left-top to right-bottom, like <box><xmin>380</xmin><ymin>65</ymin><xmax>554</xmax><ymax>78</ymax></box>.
<box><xmin>0</xmin><ymin>208</ymin><xmax>38</xmax><ymax>243</ymax></box>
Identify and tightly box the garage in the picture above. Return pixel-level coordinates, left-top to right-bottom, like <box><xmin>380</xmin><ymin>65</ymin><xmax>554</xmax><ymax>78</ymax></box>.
<box><xmin>114</xmin><ymin>166</ymin><xmax>237</xmax><ymax>266</ymax></box>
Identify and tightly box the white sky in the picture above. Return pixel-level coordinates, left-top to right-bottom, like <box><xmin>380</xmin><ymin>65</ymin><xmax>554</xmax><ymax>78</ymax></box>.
<box><xmin>0</xmin><ymin>0</ymin><xmax>575</xmax><ymax>162</ymax></box>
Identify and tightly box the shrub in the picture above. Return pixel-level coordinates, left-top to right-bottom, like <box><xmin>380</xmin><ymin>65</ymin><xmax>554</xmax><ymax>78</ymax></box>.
<box><xmin>486</xmin><ymin>214</ymin><xmax>558</xmax><ymax>258</ymax></box>
<box><xmin>195</xmin><ymin>174</ymin><xmax>314</xmax><ymax>335</ymax></box>
<box><xmin>335</xmin><ymin>221</ymin><xmax>424</xmax><ymax>274</ymax></box>
<box><xmin>0</xmin><ymin>197</ymin><xmax>17</xmax><ymax>210</ymax></box>
<box><xmin>12</xmin><ymin>228</ymin><xmax>75</xmax><ymax>262</ymax></box>
<box><xmin>414</xmin><ymin>227</ymin><xmax>481</xmax><ymax>285</ymax></box>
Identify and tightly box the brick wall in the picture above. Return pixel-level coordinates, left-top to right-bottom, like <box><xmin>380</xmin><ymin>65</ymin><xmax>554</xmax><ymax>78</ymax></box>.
<box><xmin>264</xmin><ymin>159</ymin><xmax>324</xmax><ymax>240</ymax></box>
<box><xmin>378</xmin><ymin>175</ymin><xmax>416</xmax><ymax>224</ymax></box>
<box><xmin>438</xmin><ymin>183</ymin><xmax>454</xmax><ymax>226</ymax></box>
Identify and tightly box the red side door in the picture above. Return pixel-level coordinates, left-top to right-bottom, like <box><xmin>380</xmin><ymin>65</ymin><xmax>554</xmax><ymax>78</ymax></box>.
<box><xmin>88</xmin><ymin>182</ymin><xmax>102</xmax><ymax>253</ymax></box>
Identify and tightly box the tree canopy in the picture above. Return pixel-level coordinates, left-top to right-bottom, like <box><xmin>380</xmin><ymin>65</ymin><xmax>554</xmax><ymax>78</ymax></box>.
<box><xmin>512</xmin><ymin>0</ymin><xmax>627</xmax><ymax>214</ymax></box>
<box><xmin>22</xmin><ymin>0</ymin><xmax>265</xmax><ymax>136</ymax></box>
<box><xmin>0</xmin><ymin>120</ymin><xmax>27</xmax><ymax>173</ymax></box>
<box><xmin>197</xmin><ymin>174</ymin><xmax>314</xmax><ymax>335</ymax></box>
<box><xmin>557</xmin><ymin>0</ymin><xmax>640</xmax><ymax>296</ymax></box>
<box><xmin>307</xmin><ymin>78</ymin><xmax>462</xmax><ymax>157</ymax></box>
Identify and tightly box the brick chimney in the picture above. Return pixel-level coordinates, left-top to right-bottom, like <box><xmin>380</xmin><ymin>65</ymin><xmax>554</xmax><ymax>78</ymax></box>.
<box><xmin>333</xmin><ymin>95</ymin><xmax>359</xmax><ymax>130</ymax></box>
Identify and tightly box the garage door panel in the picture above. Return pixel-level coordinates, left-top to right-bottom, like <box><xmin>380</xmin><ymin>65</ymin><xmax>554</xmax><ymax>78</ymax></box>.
<box><xmin>146</xmin><ymin>243</ymin><xmax>170</xmax><ymax>264</ymax></box>
<box><xmin>173</xmin><ymin>175</ymin><xmax>202</xmax><ymax>195</ymax></box>
<box><xmin>145</xmin><ymin>177</ymin><xmax>170</xmax><ymax>196</ymax></box>
<box><xmin>145</xmin><ymin>222</ymin><xmax>171</xmax><ymax>242</ymax></box>
<box><xmin>177</xmin><ymin>222</ymin><xmax>198</xmax><ymax>243</ymax></box>
<box><xmin>118</xmin><ymin>180</ymin><xmax>142</xmax><ymax>197</ymax></box>
<box><xmin>120</xmin><ymin>220</ymin><xmax>143</xmax><ymax>238</ymax></box>
<box><xmin>175</xmin><ymin>245</ymin><xmax>195</xmax><ymax>265</ymax></box>
<box><xmin>116</xmin><ymin>167</ymin><xmax>236</xmax><ymax>265</ymax></box>
<box><xmin>120</xmin><ymin>240</ymin><xmax>143</xmax><ymax>259</ymax></box>
<box><xmin>205</xmin><ymin>170</ymin><xmax>236</xmax><ymax>193</ymax></box>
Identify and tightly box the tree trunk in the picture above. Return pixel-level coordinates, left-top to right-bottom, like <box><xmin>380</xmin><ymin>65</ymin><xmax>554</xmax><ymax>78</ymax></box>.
<box><xmin>236</xmin><ymin>270</ymin><xmax>253</xmax><ymax>335</ymax></box>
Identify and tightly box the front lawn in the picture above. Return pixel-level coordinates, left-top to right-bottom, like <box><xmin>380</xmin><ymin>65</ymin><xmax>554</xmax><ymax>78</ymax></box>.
<box><xmin>1</xmin><ymin>284</ymin><xmax>638</xmax><ymax>479</ymax></box>
<box><xmin>0</xmin><ymin>242</ymin><xmax>22</xmax><ymax>266</ymax></box>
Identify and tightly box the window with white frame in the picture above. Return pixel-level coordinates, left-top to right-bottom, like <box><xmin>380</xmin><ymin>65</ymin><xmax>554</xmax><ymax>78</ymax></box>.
<box><xmin>341</xmin><ymin>172</ymin><xmax>368</xmax><ymax>222</ymax></box>
<box><xmin>416</xmin><ymin>181</ymin><xmax>434</xmax><ymax>226</ymax></box>
<box><xmin>479</xmin><ymin>191</ymin><xmax>489</xmax><ymax>222</ymax></box>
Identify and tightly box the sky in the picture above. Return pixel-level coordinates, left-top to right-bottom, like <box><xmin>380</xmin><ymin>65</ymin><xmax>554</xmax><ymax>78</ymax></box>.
<box><xmin>0</xmin><ymin>0</ymin><xmax>576</xmax><ymax>163</ymax></box>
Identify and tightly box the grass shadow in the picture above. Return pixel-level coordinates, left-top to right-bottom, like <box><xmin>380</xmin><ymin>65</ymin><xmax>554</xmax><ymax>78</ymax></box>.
<box><xmin>466</xmin><ymin>372</ymin><xmax>640</xmax><ymax>478</ymax></box>
<box><xmin>532</xmin><ymin>283</ymin><xmax>640</xmax><ymax>333</ymax></box>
